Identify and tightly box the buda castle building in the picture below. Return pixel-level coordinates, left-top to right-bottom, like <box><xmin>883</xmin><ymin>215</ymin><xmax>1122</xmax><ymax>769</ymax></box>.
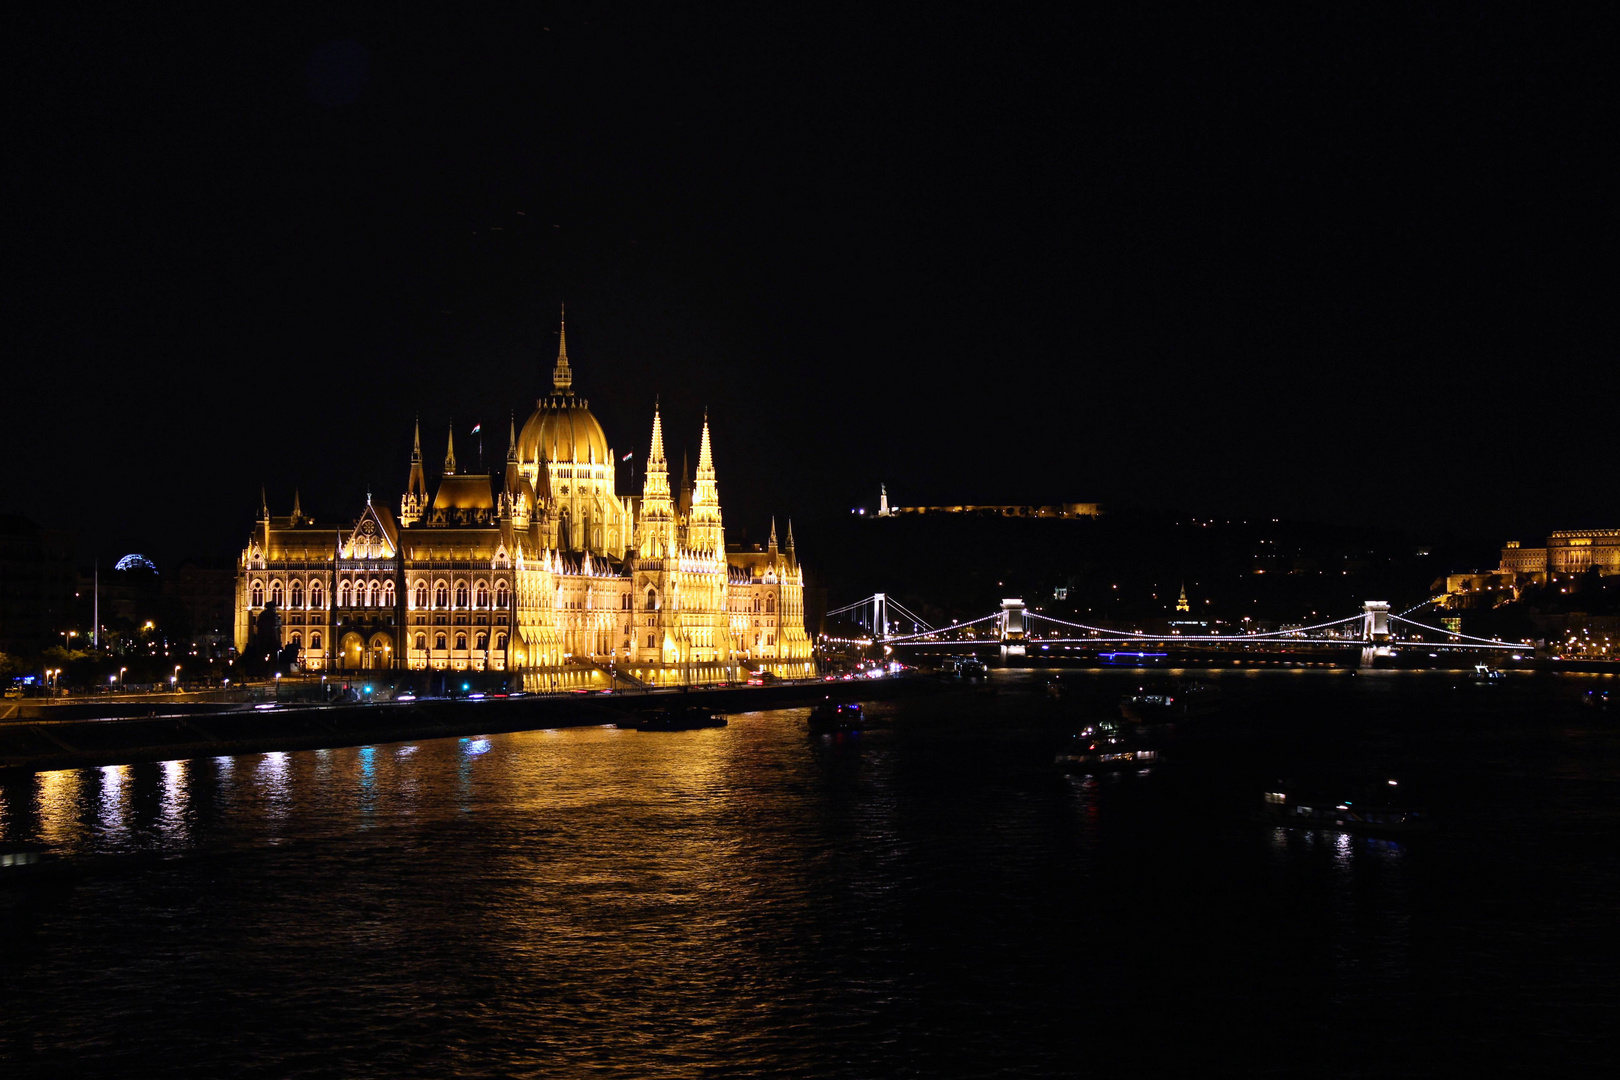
<box><xmin>234</xmin><ymin>318</ymin><xmax>814</xmax><ymax>689</ymax></box>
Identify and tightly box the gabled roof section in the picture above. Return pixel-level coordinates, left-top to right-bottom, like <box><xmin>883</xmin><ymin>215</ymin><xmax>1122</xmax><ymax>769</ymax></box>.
<box><xmin>341</xmin><ymin>500</ymin><xmax>399</xmax><ymax>559</ymax></box>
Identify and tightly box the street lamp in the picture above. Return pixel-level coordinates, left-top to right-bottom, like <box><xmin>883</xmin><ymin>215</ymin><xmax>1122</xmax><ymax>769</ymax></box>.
<box><xmin>119</xmin><ymin>666</ymin><xmax>127</xmax><ymax>689</ymax></box>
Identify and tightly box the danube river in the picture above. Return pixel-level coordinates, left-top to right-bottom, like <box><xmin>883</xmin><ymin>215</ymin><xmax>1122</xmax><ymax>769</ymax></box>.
<box><xmin>3</xmin><ymin>670</ymin><xmax>1617</xmax><ymax>1077</ymax></box>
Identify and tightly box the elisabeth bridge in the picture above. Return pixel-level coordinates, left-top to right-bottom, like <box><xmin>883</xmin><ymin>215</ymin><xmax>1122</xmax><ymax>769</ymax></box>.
<box><xmin>825</xmin><ymin>595</ymin><xmax>1533</xmax><ymax>659</ymax></box>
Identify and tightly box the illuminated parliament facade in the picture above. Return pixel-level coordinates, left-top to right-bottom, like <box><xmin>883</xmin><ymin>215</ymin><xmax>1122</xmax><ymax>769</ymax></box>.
<box><xmin>234</xmin><ymin>320</ymin><xmax>813</xmax><ymax>688</ymax></box>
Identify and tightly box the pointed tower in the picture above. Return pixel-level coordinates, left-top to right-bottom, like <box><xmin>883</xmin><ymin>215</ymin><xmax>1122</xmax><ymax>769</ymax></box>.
<box><xmin>1176</xmin><ymin>582</ymin><xmax>1190</xmax><ymax>613</ymax></box>
<box><xmin>678</xmin><ymin>449</ymin><xmax>693</xmax><ymax>522</ymax></box>
<box><xmin>291</xmin><ymin>488</ymin><xmax>305</xmax><ymax>525</ymax></box>
<box><xmin>687</xmin><ymin>411</ymin><xmax>725</xmax><ymax>556</ymax></box>
<box><xmin>767</xmin><ymin>516</ymin><xmax>778</xmax><ymax>555</ymax></box>
<box><xmin>402</xmin><ymin>416</ymin><xmax>428</xmax><ymax>526</ymax></box>
<box><xmin>444</xmin><ymin>422</ymin><xmax>457</xmax><ymax>476</ymax></box>
<box><xmin>503</xmin><ymin>412</ymin><xmax>521</xmax><ymax>496</ymax></box>
<box><xmin>785</xmin><ymin>518</ymin><xmax>797</xmax><ymax>567</ymax></box>
<box><xmin>259</xmin><ymin>485</ymin><xmax>270</xmax><ymax>521</ymax></box>
<box><xmin>551</xmin><ymin>304</ymin><xmax>573</xmax><ymax>397</ymax></box>
<box><xmin>637</xmin><ymin>401</ymin><xmax>675</xmax><ymax>558</ymax></box>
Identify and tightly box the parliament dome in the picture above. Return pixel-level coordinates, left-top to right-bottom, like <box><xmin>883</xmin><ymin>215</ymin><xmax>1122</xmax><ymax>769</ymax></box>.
<box><xmin>519</xmin><ymin>400</ymin><xmax>611</xmax><ymax>465</ymax></box>
<box><xmin>517</xmin><ymin>309</ymin><xmax>612</xmax><ymax>465</ymax></box>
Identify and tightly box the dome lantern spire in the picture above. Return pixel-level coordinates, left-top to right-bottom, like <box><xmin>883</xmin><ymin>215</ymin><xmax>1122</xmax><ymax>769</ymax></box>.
<box><xmin>551</xmin><ymin>303</ymin><xmax>573</xmax><ymax>397</ymax></box>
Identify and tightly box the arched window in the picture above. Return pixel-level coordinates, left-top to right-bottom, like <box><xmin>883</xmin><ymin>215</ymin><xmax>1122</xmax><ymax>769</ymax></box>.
<box><xmin>496</xmin><ymin>581</ymin><xmax>509</xmax><ymax>609</ymax></box>
<box><xmin>621</xmin><ymin>593</ymin><xmax>630</xmax><ymax>610</ymax></box>
<box><xmin>251</xmin><ymin>581</ymin><xmax>264</xmax><ymax>607</ymax></box>
<box><xmin>338</xmin><ymin>581</ymin><xmax>351</xmax><ymax>607</ymax></box>
<box><xmin>768</xmin><ymin>633</ymin><xmax>775</xmax><ymax>646</ymax></box>
<box><xmin>767</xmin><ymin>595</ymin><xmax>775</xmax><ymax>613</ymax></box>
<box><xmin>414</xmin><ymin>582</ymin><xmax>427</xmax><ymax>609</ymax></box>
<box><xmin>753</xmin><ymin>596</ymin><xmax>760</xmax><ymax>613</ymax></box>
<box><xmin>367</xmin><ymin>581</ymin><xmax>379</xmax><ymax>607</ymax></box>
<box><xmin>647</xmin><ymin>633</ymin><xmax>656</xmax><ymax>648</ymax></box>
<box><xmin>495</xmin><ymin>632</ymin><xmax>507</xmax><ymax>650</ymax></box>
<box><xmin>310</xmin><ymin>581</ymin><xmax>324</xmax><ymax>608</ymax></box>
<box><xmin>270</xmin><ymin>581</ymin><xmax>284</xmax><ymax>606</ymax></box>
<box><xmin>310</xmin><ymin>632</ymin><xmax>322</xmax><ymax>650</ymax></box>
<box><xmin>475</xmin><ymin>581</ymin><xmax>489</xmax><ymax>609</ymax></box>
<box><xmin>455</xmin><ymin>633</ymin><xmax>467</xmax><ymax>650</ymax></box>
<box><xmin>415</xmin><ymin>633</ymin><xmax>427</xmax><ymax>651</ymax></box>
<box><xmin>434</xmin><ymin>582</ymin><xmax>448</xmax><ymax>608</ymax></box>
<box><xmin>434</xmin><ymin>633</ymin><xmax>447</xmax><ymax>651</ymax></box>
<box><xmin>475</xmin><ymin>632</ymin><xmax>488</xmax><ymax>650</ymax></box>
<box><xmin>455</xmin><ymin>582</ymin><xmax>469</xmax><ymax>608</ymax></box>
<box><xmin>645</xmin><ymin>589</ymin><xmax>657</xmax><ymax>611</ymax></box>
<box><xmin>290</xmin><ymin>581</ymin><xmax>304</xmax><ymax>608</ymax></box>
<box><xmin>381</xmin><ymin>581</ymin><xmax>395</xmax><ymax>607</ymax></box>
<box><xmin>289</xmin><ymin>631</ymin><xmax>302</xmax><ymax>648</ymax></box>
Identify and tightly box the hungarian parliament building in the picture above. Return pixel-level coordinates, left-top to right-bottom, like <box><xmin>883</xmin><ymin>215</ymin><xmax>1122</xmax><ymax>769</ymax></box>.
<box><xmin>234</xmin><ymin>317</ymin><xmax>814</xmax><ymax>689</ymax></box>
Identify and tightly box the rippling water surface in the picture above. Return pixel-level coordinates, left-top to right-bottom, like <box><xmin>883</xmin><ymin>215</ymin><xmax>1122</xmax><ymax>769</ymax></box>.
<box><xmin>4</xmin><ymin>670</ymin><xmax>1619</xmax><ymax>1077</ymax></box>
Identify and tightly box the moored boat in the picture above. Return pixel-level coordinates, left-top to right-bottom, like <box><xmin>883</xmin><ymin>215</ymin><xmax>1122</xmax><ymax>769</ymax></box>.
<box><xmin>809</xmin><ymin>701</ymin><xmax>865</xmax><ymax>732</ymax></box>
<box><xmin>1255</xmin><ymin>783</ymin><xmax>1433</xmax><ymax>835</ymax></box>
<box><xmin>623</xmin><ymin>706</ymin><xmax>727</xmax><ymax>732</ymax></box>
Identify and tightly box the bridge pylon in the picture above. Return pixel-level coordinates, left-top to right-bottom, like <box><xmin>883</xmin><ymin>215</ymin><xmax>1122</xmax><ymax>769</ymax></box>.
<box><xmin>872</xmin><ymin>593</ymin><xmax>888</xmax><ymax>642</ymax></box>
<box><xmin>1000</xmin><ymin>598</ymin><xmax>1027</xmax><ymax>659</ymax></box>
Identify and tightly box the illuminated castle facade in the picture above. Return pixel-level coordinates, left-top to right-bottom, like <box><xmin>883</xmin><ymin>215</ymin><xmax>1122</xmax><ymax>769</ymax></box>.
<box><xmin>235</xmin><ymin>318</ymin><xmax>814</xmax><ymax>688</ymax></box>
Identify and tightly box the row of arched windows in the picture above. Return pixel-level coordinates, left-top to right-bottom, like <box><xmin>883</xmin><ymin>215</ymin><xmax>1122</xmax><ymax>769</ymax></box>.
<box><xmin>251</xmin><ymin>580</ymin><xmax>327</xmax><ymax>609</ymax></box>
<box><xmin>337</xmin><ymin>580</ymin><xmax>395</xmax><ymax>608</ymax></box>
<box><xmin>410</xmin><ymin>580</ymin><xmax>509</xmax><ymax>610</ymax></box>
<box><xmin>413</xmin><ymin>631</ymin><xmax>508</xmax><ymax>652</ymax></box>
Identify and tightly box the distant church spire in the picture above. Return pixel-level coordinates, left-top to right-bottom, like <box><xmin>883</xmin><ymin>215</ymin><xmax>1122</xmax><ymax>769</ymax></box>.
<box><xmin>1176</xmin><ymin>582</ymin><xmax>1190</xmax><ymax>613</ymax></box>
<box><xmin>291</xmin><ymin>488</ymin><xmax>303</xmax><ymax>522</ymax></box>
<box><xmin>444</xmin><ymin>421</ymin><xmax>457</xmax><ymax>475</ymax></box>
<box><xmin>551</xmin><ymin>303</ymin><xmax>573</xmax><ymax>396</ymax></box>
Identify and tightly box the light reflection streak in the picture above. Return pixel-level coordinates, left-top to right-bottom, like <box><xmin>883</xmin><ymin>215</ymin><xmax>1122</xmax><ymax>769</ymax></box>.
<box><xmin>36</xmin><ymin>769</ymin><xmax>82</xmax><ymax>848</ymax></box>
<box><xmin>159</xmin><ymin>759</ymin><xmax>189</xmax><ymax>842</ymax></box>
<box><xmin>258</xmin><ymin>752</ymin><xmax>291</xmax><ymax>821</ymax></box>
<box><xmin>98</xmin><ymin>764</ymin><xmax>132</xmax><ymax>844</ymax></box>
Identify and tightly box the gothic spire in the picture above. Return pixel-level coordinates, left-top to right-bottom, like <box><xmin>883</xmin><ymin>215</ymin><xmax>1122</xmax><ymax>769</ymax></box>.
<box><xmin>768</xmin><ymin>516</ymin><xmax>778</xmax><ymax>551</ymax></box>
<box><xmin>507</xmin><ymin>410</ymin><xmax>519</xmax><ymax>463</ymax></box>
<box><xmin>291</xmin><ymin>488</ymin><xmax>303</xmax><ymax>521</ymax></box>
<box><xmin>551</xmin><ymin>303</ymin><xmax>573</xmax><ymax>395</ymax></box>
<box><xmin>696</xmin><ymin>410</ymin><xmax>715</xmax><ymax>480</ymax></box>
<box><xmin>786</xmin><ymin>518</ymin><xmax>795</xmax><ymax>550</ymax></box>
<box><xmin>444</xmin><ymin>421</ymin><xmax>457</xmax><ymax>475</ymax></box>
<box><xmin>259</xmin><ymin>485</ymin><xmax>269</xmax><ymax>520</ymax></box>
<box><xmin>412</xmin><ymin>415</ymin><xmax>422</xmax><ymax>461</ymax></box>
<box><xmin>648</xmin><ymin>399</ymin><xmax>666</xmax><ymax>466</ymax></box>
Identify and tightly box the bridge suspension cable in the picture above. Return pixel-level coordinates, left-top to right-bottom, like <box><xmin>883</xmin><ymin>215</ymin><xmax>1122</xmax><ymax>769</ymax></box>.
<box><xmin>1023</xmin><ymin>610</ymin><xmax>1365</xmax><ymax>642</ymax></box>
<box><xmin>879</xmin><ymin>612</ymin><xmax>1001</xmax><ymax>645</ymax></box>
<box><xmin>1388</xmin><ymin>614</ymin><xmax>1532</xmax><ymax>648</ymax></box>
<box><xmin>884</xmin><ymin>598</ymin><xmax>935</xmax><ymax>632</ymax></box>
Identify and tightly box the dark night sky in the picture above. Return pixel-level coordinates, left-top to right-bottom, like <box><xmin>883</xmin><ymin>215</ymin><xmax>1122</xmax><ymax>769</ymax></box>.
<box><xmin>7</xmin><ymin>6</ymin><xmax>1616</xmax><ymax>566</ymax></box>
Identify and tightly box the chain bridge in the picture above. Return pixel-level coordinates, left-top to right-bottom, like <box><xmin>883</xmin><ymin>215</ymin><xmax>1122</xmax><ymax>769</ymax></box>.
<box><xmin>826</xmin><ymin>594</ymin><xmax>1532</xmax><ymax>658</ymax></box>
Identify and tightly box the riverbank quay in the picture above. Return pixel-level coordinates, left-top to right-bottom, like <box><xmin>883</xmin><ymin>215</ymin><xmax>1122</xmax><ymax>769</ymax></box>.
<box><xmin>0</xmin><ymin>678</ymin><xmax>946</xmax><ymax>775</ymax></box>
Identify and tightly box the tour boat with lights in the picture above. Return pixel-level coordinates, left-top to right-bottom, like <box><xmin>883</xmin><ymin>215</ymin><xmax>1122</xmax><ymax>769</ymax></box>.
<box><xmin>1119</xmin><ymin>682</ymin><xmax>1222</xmax><ymax>722</ymax></box>
<box><xmin>1054</xmin><ymin>720</ymin><xmax>1158</xmax><ymax>772</ymax></box>
<box><xmin>808</xmin><ymin>701</ymin><xmax>865</xmax><ymax>733</ymax></box>
<box><xmin>1255</xmin><ymin>782</ymin><xmax>1433</xmax><ymax>834</ymax></box>
<box><xmin>623</xmin><ymin>706</ymin><xmax>727</xmax><ymax>732</ymax></box>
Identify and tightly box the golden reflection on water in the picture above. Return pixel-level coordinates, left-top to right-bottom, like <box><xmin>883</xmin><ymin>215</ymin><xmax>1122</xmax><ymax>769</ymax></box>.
<box><xmin>36</xmin><ymin>768</ymin><xmax>83</xmax><ymax>848</ymax></box>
